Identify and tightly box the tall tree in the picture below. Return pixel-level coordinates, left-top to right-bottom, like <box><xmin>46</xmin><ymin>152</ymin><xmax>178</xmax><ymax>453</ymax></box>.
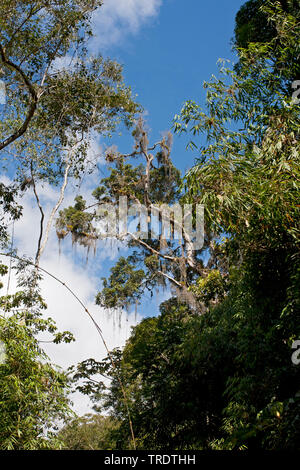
<box><xmin>0</xmin><ymin>0</ymin><xmax>138</xmax><ymax>249</ymax></box>
<box><xmin>70</xmin><ymin>0</ymin><xmax>300</xmax><ymax>450</ymax></box>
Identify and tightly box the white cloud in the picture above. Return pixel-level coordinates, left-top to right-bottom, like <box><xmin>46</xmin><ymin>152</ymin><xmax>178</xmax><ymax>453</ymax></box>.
<box><xmin>91</xmin><ymin>0</ymin><xmax>162</xmax><ymax>50</ymax></box>
<box><xmin>50</xmin><ymin>54</ymin><xmax>75</xmax><ymax>73</ymax></box>
<box><xmin>50</xmin><ymin>1</ymin><xmax>162</xmax><ymax>78</ymax></box>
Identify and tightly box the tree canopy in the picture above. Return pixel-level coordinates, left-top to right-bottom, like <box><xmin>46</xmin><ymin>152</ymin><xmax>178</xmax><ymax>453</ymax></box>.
<box><xmin>0</xmin><ymin>0</ymin><xmax>299</xmax><ymax>451</ymax></box>
<box><xmin>70</xmin><ymin>0</ymin><xmax>300</xmax><ymax>450</ymax></box>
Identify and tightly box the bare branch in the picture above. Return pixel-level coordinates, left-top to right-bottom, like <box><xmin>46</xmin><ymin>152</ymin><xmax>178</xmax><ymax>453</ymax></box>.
<box><xmin>157</xmin><ymin>270</ymin><xmax>183</xmax><ymax>289</ymax></box>
<box><xmin>128</xmin><ymin>232</ymin><xmax>177</xmax><ymax>263</ymax></box>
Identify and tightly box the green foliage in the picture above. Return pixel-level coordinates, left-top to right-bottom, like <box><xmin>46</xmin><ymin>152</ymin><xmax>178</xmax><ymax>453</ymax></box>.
<box><xmin>170</xmin><ymin>1</ymin><xmax>300</xmax><ymax>448</ymax></box>
<box><xmin>234</xmin><ymin>0</ymin><xmax>277</xmax><ymax>48</ymax></box>
<box><xmin>0</xmin><ymin>312</ymin><xmax>72</xmax><ymax>449</ymax></box>
<box><xmin>74</xmin><ymin>298</ymin><xmax>235</xmax><ymax>449</ymax></box>
<box><xmin>0</xmin><ymin>256</ymin><xmax>75</xmax><ymax>450</ymax></box>
<box><xmin>0</xmin><ymin>0</ymin><xmax>138</xmax><ymax>145</ymax></box>
<box><xmin>58</xmin><ymin>413</ymin><xmax>120</xmax><ymax>450</ymax></box>
<box><xmin>56</xmin><ymin>195</ymin><xmax>96</xmax><ymax>248</ymax></box>
<box><xmin>0</xmin><ymin>0</ymin><xmax>139</xmax><ymax>242</ymax></box>
<box><xmin>0</xmin><ymin>181</ymin><xmax>22</xmax><ymax>243</ymax></box>
<box><xmin>234</xmin><ymin>0</ymin><xmax>300</xmax><ymax>82</ymax></box>
<box><xmin>84</xmin><ymin>250</ymin><xmax>299</xmax><ymax>450</ymax></box>
<box><xmin>95</xmin><ymin>257</ymin><xmax>145</xmax><ymax>310</ymax></box>
<box><xmin>174</xmin><ymin>4</ymin><xmax>300</xmax><ymax>258</ymax></box>
<box><xmin>94</xmin><ymin>161</ymin><xmax>145</xmax><ymax>203</ymax></box>
<box><xmin>189</xmin><ymin>269</ymin><xmax>227</xmax><ymax>306</ymax></box>
<box><xmin>1</xmin><ymin>0</ymin><xmax>298</xmax><ymax>452</ymax></box>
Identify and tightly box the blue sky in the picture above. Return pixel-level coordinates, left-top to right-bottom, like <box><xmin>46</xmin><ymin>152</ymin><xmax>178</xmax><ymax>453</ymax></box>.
<box><xmin>99</xmin><ymin>0</ymin><xmax>246</xmax><ymax>171</ymax></box>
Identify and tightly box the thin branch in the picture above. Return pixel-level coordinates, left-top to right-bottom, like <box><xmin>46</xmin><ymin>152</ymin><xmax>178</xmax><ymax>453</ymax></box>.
<box><xmin>157</xmin><ymin>270</ymin><xmax>183</xmax><ymax>289</ymax></box>
<box><xmin>144</xmin><ymin>152</ymin><xmax>153</xmax><ymax>206</ymax></box>
<box><xmin>4</xmin><ymin>222</ymin><xmax>15</xmax><ymax>317</ymax></box>
<box><xmin>5</xmin><ymin>6</ymin><xmax>43</xmax><ymax>49</ymax></box>
<box><xmin>31</xmin><ymin>163</ymin><xmax>45</xmax><ymax>265</ymax></box>
<box><xmin>40</xmin><ymin>31</ymin><xmax>65</xmax><ymax>88</ymax></box>
<box><xmin>128</xmin><ymin>232</ymin><xmax>177</xmax><ymax>263</ymax></box>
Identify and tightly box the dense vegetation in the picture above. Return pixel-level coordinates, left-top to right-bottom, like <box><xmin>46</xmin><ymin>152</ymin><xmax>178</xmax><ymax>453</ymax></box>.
<box><xmin>0</xmin><ymin>0</ymin><xmax>299</xmax><ymax>450</ymax></box>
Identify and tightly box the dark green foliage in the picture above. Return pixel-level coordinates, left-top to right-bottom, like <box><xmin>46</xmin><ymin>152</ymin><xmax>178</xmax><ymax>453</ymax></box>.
<box><xmin>234</xmin><ymin>0</ymin><xmax>300</xmax><ymax>82</ymax></box>
<box><xmin>0</xmin><ymin>261</ymin><xmax>76</xmax><ymax>449</ymax></box>
<box><xmin>82</xmin><ymin>250</ymin><xmax>299</xmax><ymax>450</ymax></box>
<box><xmin>234</xmin><ymin>0</ymin><xmax>277</xmax><ymax>48</ymax></box>
<box><xmin>234</xmin><ymin>0</ymin><xmax>299</xmax><ymax>48</ymax></box>
<box><xmin>96</xmin><ymin>257</ymin><xmax>145</xmax><ymax>310</ymax></box>
<box><xmin>58</xmin><ymin>414</ymin><xmax>120</xmax><ymax>450</ymax></box>
<box><xmin>0</xmin><ymin>311</ymin><xmax>73</xmax><ymax>449</ymax></box>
